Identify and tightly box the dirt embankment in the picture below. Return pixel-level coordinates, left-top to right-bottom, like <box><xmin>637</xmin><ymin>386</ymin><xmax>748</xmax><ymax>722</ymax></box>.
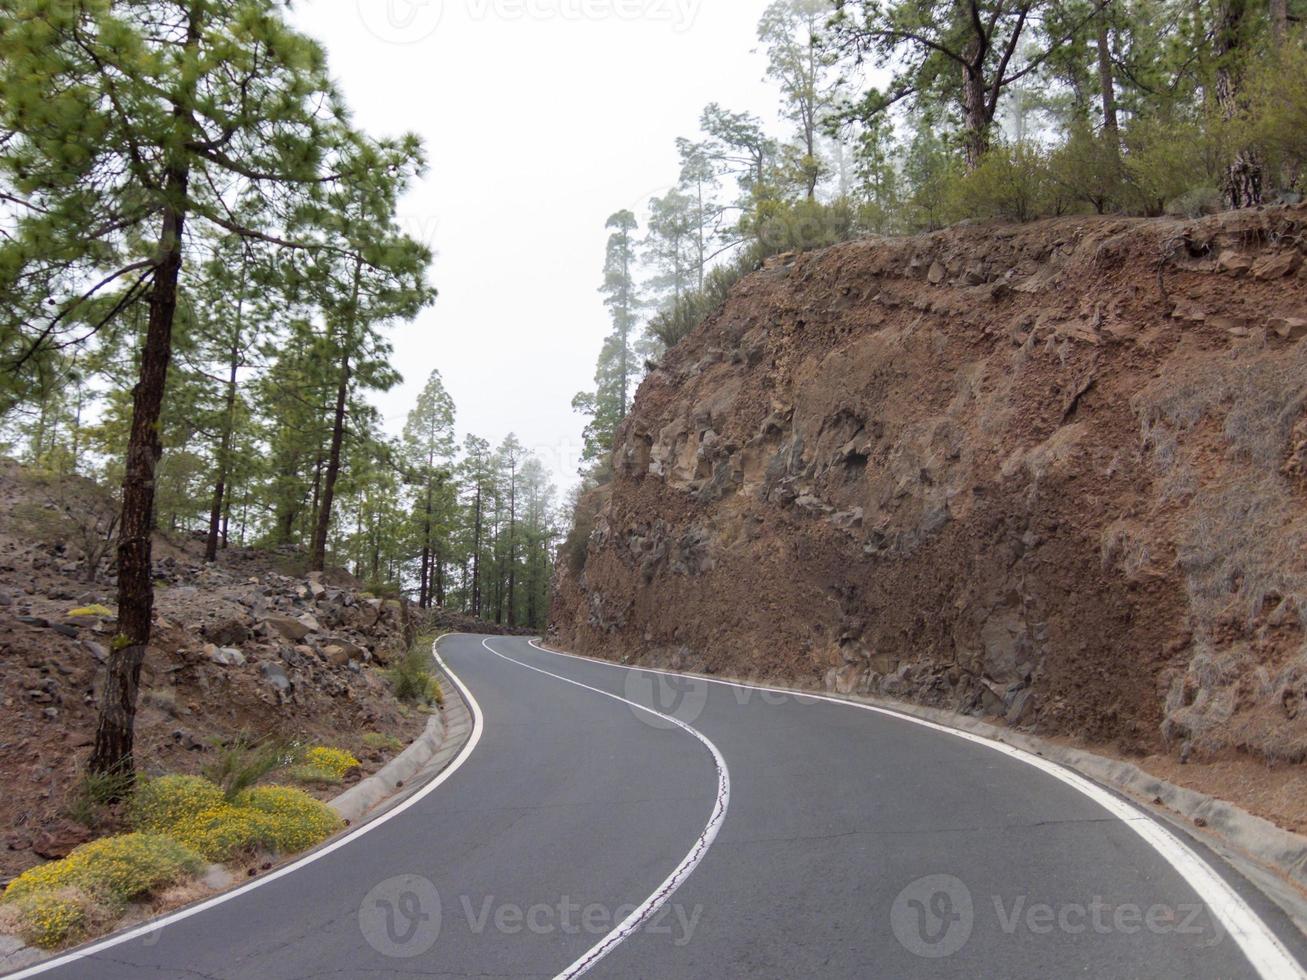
<box><xmin>0</xmin><ymin>459</ymin><xmax>429</xmax><ymax>884</ymax></box>
<box><xmin>551</xmin><ymin>206</ymin><xmax>1307</xmax><ymax>830</ymax></box>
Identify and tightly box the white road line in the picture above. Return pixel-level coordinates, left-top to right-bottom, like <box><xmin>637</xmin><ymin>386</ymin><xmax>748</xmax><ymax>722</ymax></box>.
<box><xmin>479</xmin><ymin>637</ymin><xmax>730</xmax><ymax>980</ymax></box>
<box><xmin>7</xmin><ymin>637</ymin><xmax>486</xmax><ymax>980</ymax></box>
<box><xmin>523</xmin><ymin>639</ymin><xmax>1307</xmax><ymax>980</ymax></box>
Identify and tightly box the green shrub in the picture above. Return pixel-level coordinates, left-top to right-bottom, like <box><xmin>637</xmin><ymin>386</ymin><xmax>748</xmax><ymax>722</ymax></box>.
<box><xmin>203</xmin><ymin>736</ymin><xmax>295</xmax><ymax>800</ymax></box>
<box><xmin>1048</xmin><ymin>123</ymin><xmax>1125</xmax><ymax>214</ymax></box>
<box><xmin>1241</xmin><ymin>35</ymin><xmax>1307</xmax><ymax>195</ymax></box>
<box><xmin>2</xmin><ymin>834</ymin><xmax>203</xmax><ymax>908</ymax></box>
<box><xmin>363</xmin><ymin>732</ymin><xmax>404</xmax><ymax>753</ymax></box>
<box><xmin>951</xmin><ymin>141</ymin><xmax>1056</xmax><ymax>222</ymax></box>
<box><xmin>235</xmin><ymin>786</ymin><xmax>342</xmax><ymax>853</ymax></box>
<box><xmin>1121</xmin><ymin>115</ymin><xmax>1228</xmax><ymax>216</ymax></box>
<box><xmin>67</xmin><ymin>770</ymin><xmax>133</xmax><ymax>828</ymax></box>
<box><xmin>387</xmin><ymin>646</ymin><xmax>442</xmax><ymax>706</ymax></box>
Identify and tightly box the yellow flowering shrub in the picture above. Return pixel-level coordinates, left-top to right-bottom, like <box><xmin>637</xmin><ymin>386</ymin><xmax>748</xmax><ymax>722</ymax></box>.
<box><xmin>236</xmin><ymin>786</ymin><xmax>342</xmax><ymax>853</ymax></box>
<box><xmin>129</xmin><ymin>774</ymin><xmax>340</xmax><ymax>860</ymax></box>
<box><xmin>2</xmin><ymin>834</ymin><xmax>203</xmax><ymax>907</ymax></box>
<box><xmin>303</xmin><ymin>747</ymin><xmax>360</xmax><ymax>778</ymax></box>
<box><xmin>131</xmin><ymin>775</ymin><xmax>226</xmax><ymax>832</ymax></box>
<box><xmin>67</xmin><ymin>604</ymin><xmax>114</xmax><ymax>618</ymax></box>
<box><xmin>290</xmin><ymin>746</ymin><xmax>361</xmax><ymax>784</ymax></box>
<box><xmin>161</xmin><ymin>805</ymin><xmax>278</xmax><ymax>862</ymax></box>
<box><xmin>5</xmin><ymin>890</ymin><xmax>90</xmax><ymax>949</ymax></box>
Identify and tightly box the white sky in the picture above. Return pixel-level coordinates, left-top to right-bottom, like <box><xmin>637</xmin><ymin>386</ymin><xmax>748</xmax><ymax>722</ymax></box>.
<box><xmin>290</xmin><ymin>0</ymin><xmax>781</xmax><ymax>494</ymax></box>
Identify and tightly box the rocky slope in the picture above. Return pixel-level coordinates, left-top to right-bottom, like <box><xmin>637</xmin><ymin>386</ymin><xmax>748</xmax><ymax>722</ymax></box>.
<box><xmin>0</xmin><ymin>459</ymin><xmax>425</xmax><ymax>883</ymax></box>
<box><xmin>552</xmin><ymin>207</ymin><xmax>1307</xmax><ymax>811</ymax></box>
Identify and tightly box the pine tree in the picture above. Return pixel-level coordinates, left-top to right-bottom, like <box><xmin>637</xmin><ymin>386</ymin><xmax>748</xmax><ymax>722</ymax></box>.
<box><xmin>0</xmin><ymin>0</ymin><xmax>432</xmax><ymax>778</ymax></box>
<box><xmin>403</xmin><ymin>371</ymin><xmax>457</xmax><ymax>608</ymax></box>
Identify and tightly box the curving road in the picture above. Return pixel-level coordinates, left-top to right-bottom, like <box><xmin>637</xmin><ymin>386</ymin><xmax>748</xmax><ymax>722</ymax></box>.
<box><xmin>10</xmin><ymin>634</ymin><xmax>1306</xmax><ymax>979</ymax></box>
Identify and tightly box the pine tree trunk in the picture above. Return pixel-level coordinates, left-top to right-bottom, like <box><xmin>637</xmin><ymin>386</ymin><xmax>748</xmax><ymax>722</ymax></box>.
<box><xmin>471</xmin><ymin>487</ymin><xmax>482</xmax><ymax>617</ymax></box>
<box><xmin>961</xmin><ymin>58</ymin><xmax>990</xmax><ymax>170</ymax></box>
<box><xmin>507</xmin><ymin>470</ymin><xmax>517</xmax><ymax>627</ymax></box>
<box><xmin>418</xmin><ymin>477</ymin><xmax>433</xmax><ymax>608</ymax></box>
<box><xmin>205</xmin><ymin>345</ymin><xmax>239</xmax><ymax>562</ymax></box>
<box><xmin>310</xmin><ymin>258</ymin><xmax>362</xmax><ymax>572</ymax></box>
<box><xmin>1270</xmin><ymin>0</ymin><xmax>1288</xmax><ymax>43</ymax></box>
<box><xmin>91</xmin><ymin>171</ymin><xmax>189</xmax><ymax>779</ymax></box>
<box><xmin>434</xmin><ymin>543</ymin><xmax>445</xmax><ymax>607</ymax></box>
<box><xmin>1095</xmin><ymin>14</ymin><xmax>1119</xmax><ymax>141</ymax></box>
<box><xmin>311</xmin><ymin>348</ymin><xmax>350</xmax><ymax>572</ymax></box>
<box><xmin>1215</xmin><ymin>0</ymin><xmax>1263</xmax><ymax>207</ymax></box>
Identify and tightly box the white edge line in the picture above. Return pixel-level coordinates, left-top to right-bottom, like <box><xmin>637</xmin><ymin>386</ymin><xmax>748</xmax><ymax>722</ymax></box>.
<box><xmin>5</xmin><ymin>635</ymin><xmax>486</xmax><ymax>980</ymax></box>
<box><xmin>479</xmin><ymin>637</ymin><xmax>730</xmax><ymax>980</ymax></box>
<box><xmin>524</xmin><ymin>639</ymin><xmax>1306</xmax><ymax>980</ymax></box>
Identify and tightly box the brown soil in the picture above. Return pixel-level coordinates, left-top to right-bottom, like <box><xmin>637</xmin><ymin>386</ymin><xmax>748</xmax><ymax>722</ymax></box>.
<box><xmin>551</xmin><ymin>206</ymin><xmax>1307</xmax><ymax>833</ymax></box>
<box><xmin>0</xmin><ymin>459</ymin><xmax>428</xmax><ymax>885</ymax></box>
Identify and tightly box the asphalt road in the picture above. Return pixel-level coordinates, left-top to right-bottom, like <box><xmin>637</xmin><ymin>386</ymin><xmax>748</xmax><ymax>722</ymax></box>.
<box><xmin>12</xmin><ymin>634</ymin><xmax>1307</xmax><ymax>979</ymax></box>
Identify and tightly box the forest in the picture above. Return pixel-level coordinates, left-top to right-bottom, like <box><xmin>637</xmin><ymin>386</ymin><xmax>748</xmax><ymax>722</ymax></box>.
<box><xmin>0</xmin><ymin>2</ymin><xmax>558</xmax><ymax>776</ymax></box>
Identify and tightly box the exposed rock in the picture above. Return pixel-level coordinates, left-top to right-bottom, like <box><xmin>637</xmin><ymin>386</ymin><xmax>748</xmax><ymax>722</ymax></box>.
<box><xmin>206</xmin><ymin>645</ymin><xmax>246</xmax><ymax>667</ymax></box>
<box><xmin>32</xmin><ymin>821</ymin><xmax>92</xmax><ymax>860</ymax></box>
<box><xmin>552</xmin><ymin>206</ymin><xmax>1307</xmax><ymax>769</ymax></box>
<box><xmin>208</xmin><ymin>618</ymin><xmax>251</xmax><ymax>646</ymax></box>
<box><xmin>1251</xmin><ymin>250</ymin><xmax>1302</xmax><ymax>280</ymax></box>
<box><xmin>259</xmin><ymin>662</ymin><xmax>292</xmax><ymax>692</ymax></box>
<box><xmin>263</xmin><ymin>615</ymin><xmax>311</xmax><ymax>642</ymax></box>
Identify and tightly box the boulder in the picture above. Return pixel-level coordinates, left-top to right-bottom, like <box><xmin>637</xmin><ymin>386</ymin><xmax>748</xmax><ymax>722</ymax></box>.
<box><xmin>1251</xmin><ymin>251</ymin><xmax>1302</xmax><ymax>280</ymax></box>
<box><xmin>322</xmin><ymin>640</ymin><xmax>369</xmax><ymax>667</ymax></box>
<box><xmin>307</xmin><ymin>571</ymin><xmax>326</xmax><ymax>599</ymax></box>
<box><xmin>206</xmin><ymin>645</ymin><xmax>246</xmax><ymax>667</ymax></box>
<box><xmin>1269</xmin><ymin>316</ymin><xmax>1307</xmax><ymax>341</ymax></box>
<box><xmin>296</xmin><ymin>612</ymin><xmax>324</xmax><ymax>634</ymax></box>
<box><xmin>209</xmin><ymin>618</ymin><xmax>251</xmax><ymax>646</ymax></box>
<box><xmin>1217</xmin><ymin>250</ymin><xmax>1253</xmax><ymax>276</ymax></box>
<box><xmin>259</xmin><ymin>662</ymin><xmax>292</xmax><ymax>692</ymax></box>
<box><xmin>32</xmin><ymin>821</ymin><xmax>93</xmax><ymax>861</ymax></box>
<box><xmin>264</xmin><ymin>616</ymin><xmax>311</xmax><ymax>642</ymax></box>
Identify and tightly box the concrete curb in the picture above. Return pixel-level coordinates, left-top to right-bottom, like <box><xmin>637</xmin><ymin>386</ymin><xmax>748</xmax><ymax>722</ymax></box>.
<box><xmin>329</xmin><ymin>637</ymin><xmax>472</xmax><ymax>825</ymax></box>
<box><xmin>329</xmin><ymin>636</ymin><xmax>474</xmax><ymax>825</ymax></box>
<box><xmin>536</xmin><ymin>639</ymin><xmax>1307</xmax><ymax>934</ymax></box>
<box><xmin>329</xmin><ymin>710</ymin><xmax>446</xmax><ymax>824</ymax></box>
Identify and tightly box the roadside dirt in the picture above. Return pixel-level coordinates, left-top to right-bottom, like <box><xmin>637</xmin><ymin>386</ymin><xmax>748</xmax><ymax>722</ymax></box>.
<box><xmin>552</xmin><ymin>206</ymin><xmax>1307</xmax><ymax>833</ymax></box>
<box><xmin>0</xmin><ymin>459</ymin><xmax>429</xmax><ymax>885</ymax></box>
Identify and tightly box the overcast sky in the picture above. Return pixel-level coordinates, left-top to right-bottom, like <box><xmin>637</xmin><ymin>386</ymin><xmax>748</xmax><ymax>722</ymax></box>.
<box><xmin>290</xmin><ymin>0</ymin><xmax>780</xmax><ymax>494</ymax></box>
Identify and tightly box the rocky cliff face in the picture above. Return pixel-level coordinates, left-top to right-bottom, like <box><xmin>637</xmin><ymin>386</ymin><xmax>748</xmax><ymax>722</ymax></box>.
<box><xmin>552</xmin><ymin>207</ymin><xmax>1307</xmax><ymax>764</ymax></box>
